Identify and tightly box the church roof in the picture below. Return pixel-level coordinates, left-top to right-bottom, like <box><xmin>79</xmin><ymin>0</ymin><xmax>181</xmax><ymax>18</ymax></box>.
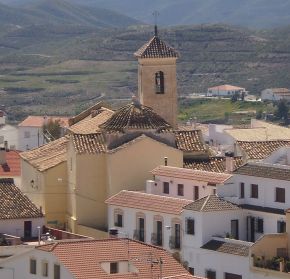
<box><xmin>100</xmin><ymin>100</ymin><xmax>172</xmax><ymax>132</ymax></box>
<box><xmin>175</xmin><ymin>130</ymin><xmax>207</xmax><ymax>153</ymax></box>
<box><xmin>134</xmin><ymin>36</ymin><xmax>179</xmax><ymax>59</ymax></box>
<box><xmin>72</xmin><ymin>133</ymin><xmax>107</xmax><ymax>154</ymax></box>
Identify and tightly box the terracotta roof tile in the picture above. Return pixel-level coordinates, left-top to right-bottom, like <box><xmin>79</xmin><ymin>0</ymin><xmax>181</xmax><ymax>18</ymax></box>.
<box><xmin>0</xmin><ymin>150</ymin><xmax>21</xmax><ymax>177</ymax></box>
<box><xmin>208</xmin><ymin>84</ymin><xmax>245</xmax><ymax>91</ymax></box>
<box><xmin>20</xmin><ymin>137</ymin><xmax>68</xmax><ymax>171</ymax></box>
<box><xmin>72</xmin><ymin>133</ymin><xmax>107</xmax><ymax>154</ymax></box>
<box><xmin>151</xmin><ymin>166</ymin><xmax>232</xmax><ymax>184</ymax></box>
<box><xmin>237</xmin><ymin>140</ymin><xmax>290</xmax><ymax>160</ymax></box>
<box><xmin>234</xmin><ymin>163</ymin><xmax>290</xmax><ymax>181</ymax></box>
<box><xmin>226</xmin><ymin>121</ymin><xmax>290</xmax><ymax>141</ymax></box>
<box><xmin>100</xmin><ymin>101</ymin><xmax>172</xmax><ymax>132</ymax></box>
<box><xmin>37</xmin><ymin>238</ymin><xmax>197</xmax><ymax>279</ymax></box>
<box><xmin>18</xmin><ymin>116</ymin><xmax>69</xmax><ymax>128</ymax></box>
<box><xmin>134</xmin><ymin>36</ymin><xmax>179</xmax><ymax>59</ymax></box>
<box><xmin>184</xmin><ymin>195</ymin><xmax>240</xmax><ymax>212</ymax></box>
<box><xmin>184</xmin><ymin>157</ymin><xmax>243</xmax><ymax>173</ymax></box>
<box><xmin>270</xmin><ymin>88</ymin><xmax>290</xmax><ymax>93</ymax></box>
<box><xmin>201</xmin><ymin>240</ymin><xmax>250</xmax><ymax>257</ymax></box>
<box><xmin>0</xmin><ymin>178</ymin><xmax>43</xmax><ymax>219</ymax></box>
<box><xmin>69</xmin><ymin>107</ymin><xmax>114</xmax><ymax>134</ymax></box>
<box><xmin>106</xmin><ymin>190</ymin><xmax>192</xmax><ymax>215</ymax></box>
<box><xmin>175</xmin><ymin>130</ymin><xmax>207</xmax><ymax>152</ymax></box>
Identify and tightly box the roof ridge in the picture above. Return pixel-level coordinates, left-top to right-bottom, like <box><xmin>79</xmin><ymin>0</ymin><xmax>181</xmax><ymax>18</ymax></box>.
<box><xmin>200</xmin><ymin>195</ymin><xmax>211</xmax><ymax>211</ymax></box>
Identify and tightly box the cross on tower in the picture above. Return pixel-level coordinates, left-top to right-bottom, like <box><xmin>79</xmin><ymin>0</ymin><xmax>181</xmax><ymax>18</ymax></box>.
<box><xmin>153</xmin><ymin>11</ymin><xmax>159</xmax><ymax>36</ymax></box>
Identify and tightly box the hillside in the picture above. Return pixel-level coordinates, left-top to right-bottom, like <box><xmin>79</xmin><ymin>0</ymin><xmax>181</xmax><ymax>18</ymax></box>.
<box><xmin>71</xmin><ymin>0</ymin><xmax>290</xmax><ymax>28</ymax></box>
<box><xmin>0</xmin><ymin>0</ymin><xmax>139</xmax><ymax>27</ymax></box>
<box><xmin>0</xmin><ymin>23</ymin><xmax>290</xmax><ymax>122</ymax></box>
<box><xmin>3</xmin><ymin>0</ymin><xmax>290</xmax><ymax>28</ymax></box>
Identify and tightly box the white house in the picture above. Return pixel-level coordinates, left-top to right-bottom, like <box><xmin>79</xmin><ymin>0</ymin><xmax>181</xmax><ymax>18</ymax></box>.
<box><xmin>18</xmin><ymin>116</ymin><xmax>69</xmax><ymax>151</ymax></box>
<box><xmin>0</xmin><ymin>238</ymin><xmax>198</xmax><ymax>279</ymax></box>
<box><xmin>106</xmin><ymin>190</ymin><xmax>192</xmax><ymax>253</ymax></box>
<box><xmin>0</xmin><ymin>178</ymin><xmax>44</xmax><ymax>239</ymax></box>
<box><xmin>261</xmin><ymin>88</ymin><xmax>290</xmax><ymax>101</ymax></box>
<box><xmin>182</xmin><ymin>195</ymin><xmax>250</xmax><ymax>278</ymax></box>
<box><xmin>207</xmin><ymin>84</ymin><xmax>246</xmax><ymax>97</ymax></box>
<box><xmin>148</xmin><ymin>165</ymin><xmax>232</xmax><ymax>201</ymax></box>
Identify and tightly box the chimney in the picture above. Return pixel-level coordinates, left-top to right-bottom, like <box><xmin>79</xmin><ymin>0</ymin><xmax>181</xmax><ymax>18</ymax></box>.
<box><xmin>225</xmin><ymin>151</ymin><xmax>234</xmax><ymax>173</ymax></box>
<box><xmin>164</xmin><ymin>157</ymin><xmax>168</xmax><ymax>166</ymax></box>
<box><xmin>146</xmin><ymin>180</ymin><xmax>155</xmax><ymax>194</ymax></box>
<box><xmin>0</xmin><ymin>147</ymin><xmax>6</xmax><ymax>165</ymax></box>
<box><xmin>91</xmin><ymin>110</ymin><xmax>98</xmax><ymax>118</ymax></box>
<box><xmin>4</xmin><ymin>141</ymin><xmax>8</xmax><ymax>151</ymax></box>
<box><xmin>43</xmin><ymin>116</ymin><xmax>48</xmax><ymax>126</ymax></box>
<box><xmin>109</xmin><ymin>228</ymin><xmax>118</xmax><ymax>238</ymax></box>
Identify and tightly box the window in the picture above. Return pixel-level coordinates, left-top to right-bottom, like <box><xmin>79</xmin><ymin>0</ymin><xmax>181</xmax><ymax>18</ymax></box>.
<box><xmin>30</xmin><ymin>259</ymin><xmax>37</xmax><ymax>275</ymax></box>
<box><xmin>231</xmin><ymin>219</ymin><xmax>239</xmax><ymax>240</ymax></box>
<box><xmin>251</xmin><ymin>184</ymin><xmax>258</xmax><ymax>198</ymax></box>
<box><xmin>256</xmin><ymin>218</ymin><xmax>264</xmax><ymax>233</ymax></box>
<box><xmin>54</xmin><ymin>264</ymin><xmax>60</xmax><ymax>279</ymax></box>
<box><xmin>115</xmin><ymin>214</ymin><xmax>123</xmax><ymax>227</ymax></box>
<box><xmin>155</xmin><ymin>71</ymin><xmax>164</xmax><ymax>94</ymax></box>
<box><xmin>277</xmin><ymin>220</ymin><xmax>286</xmax><ymax>233</ymax></box>
<box><xmin>163</xmin><ymin>182</ymin><xmax>169</xmax><ymax>194</ymax></box>
<box><xmin>186</xmin><ymin>219</ymin><xmax>195</xmax><ymax>235</ymax></box>
<box><xmin>194</xmin><ymin>186</ymin><xmax>199</xmax><ymax>200</ymax></box>
<box><xmin>110</xmin><ymin>262</ymin><xmax>118</xmax><ymax>274</ymax></box>
<box><xmin>177</xmin><ymin>184</ymin><xmax>184</xmax><ymax>196</ymax></box>
<box><xmin>276</xmin><ymin>187</ymin><xmax>285</xmax><ymax>203</ymax></box>
<box><xmin>277</xmin><ymin>248</ymin><xmax>288</xmax><ymax>257</ymax></box>
<box><xmin>224</xmin><ymin>272</ymin><xmax>242</xmax><ymax>279</ymax></box>
<box><xmin>240</xmin><ymin>182</ymin><xmax>245</xmax><ymax>198</ymax></box>
<box><xmin>42</xmin><ymin>262</ymin><xmax>48</xmax><ymax>277</ymax></box>
<box><xmin>206</xmin><ymin>270</ymin><xmax>216</xmax><ymax>279</ymax></box>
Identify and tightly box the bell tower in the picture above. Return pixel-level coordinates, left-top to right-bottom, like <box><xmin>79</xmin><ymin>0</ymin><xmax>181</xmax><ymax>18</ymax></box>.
<box><xmin>134</xmin><ymin>26</ymin><xmax>179</xmax><ymax>128</ymax></box>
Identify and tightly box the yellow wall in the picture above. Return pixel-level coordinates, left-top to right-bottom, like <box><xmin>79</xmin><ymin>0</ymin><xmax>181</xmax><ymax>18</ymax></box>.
<box><xmin>20</xmin><ymin>159</ymin><xmax>67</xmax><ymax>228</ymax></box>
<box><xmin>138</xmin><ymin>58</ymin><xmax>178</xmax><ymax>128</ymax></box>
<box><xmin>21</xmin><ymin>160</ymin><xmax>45</xmax><ymax>212</ymax></box>
<box><xmin>107</xmin><ymin>136</ymin><xmax>183</xmax><ymax>197</ymax></box>
<box><xmin>251</xmin><ymin>234</ymin><xmax>288</xmax><ymax>260</ymax></box>
<box><xmin>43</xmin><ymin>162</ymin><xmax>67</xmax><ymax>227</ymax></box>
<box><xmin>66</xmin><ymin>136</ymin><xmax>182</xmax><ymax>233</ymax></box>
<box><xmin>66</xmin><ymin>135</ymin><xmax>108</xmax><ymax>232</ymax></box>
<box><xmin>77</xmin><ymin>224</ymin><xmax>108</xmax><ymax>239</ymax></box>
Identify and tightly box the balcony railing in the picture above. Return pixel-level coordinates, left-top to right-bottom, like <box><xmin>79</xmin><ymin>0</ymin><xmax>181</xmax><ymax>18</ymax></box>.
<box><xmin>151</xmin><ymin>232</ymin><xmax>162</xmax><ymax>246</ymax></box>
<box><xmin>253</xmin><ymin>254</ymin><xmax>290</xmax><ymax>273</ymax></box>
<box><xmin>133</xmin><ymin>229</ymin><xmax>145</xmax><ymax>242</ymax></box>
<box><xmin>169</xmin><ymin>235</ymin><xmax>181</xmax><ymax>250</ymax></box>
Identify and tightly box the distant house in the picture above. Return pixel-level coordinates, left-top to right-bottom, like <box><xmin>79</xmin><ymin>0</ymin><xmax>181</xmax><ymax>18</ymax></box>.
<box><xmin>207</xmin><ymin>84</ymin><xmax>246</xmax><ymax>97</ymax></box>
<box><xmin>0</xmin><ymin>111</ymin><xmax>18</xmax><ymax>149</ymax></box>
<box><xmin>261</xmin><ymin>88</ymin><xmax>290</xmax><ymax>101</ymax></box>
<box><xmin>18</xmin><ymin>116</ymin><xmax>69</xmax><ymax>151</ymax></box>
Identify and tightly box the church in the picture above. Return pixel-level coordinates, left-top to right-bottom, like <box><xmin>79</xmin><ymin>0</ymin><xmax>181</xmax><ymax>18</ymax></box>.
<box><xmin>20</xmin><ymin>28</ymin><xmax>208</xmax><ymax>235</ymax></box>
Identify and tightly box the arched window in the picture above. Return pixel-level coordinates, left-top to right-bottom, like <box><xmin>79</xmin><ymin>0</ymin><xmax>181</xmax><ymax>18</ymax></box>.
<box><xmin>155</xmin><ymin>71</ymin><xmax>164</xmax><ymax>94</ymax></box>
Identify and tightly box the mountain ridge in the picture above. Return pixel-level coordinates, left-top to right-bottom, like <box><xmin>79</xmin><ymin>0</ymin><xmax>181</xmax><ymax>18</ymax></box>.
<box><xmin>0</xmin><ymin>0</ymin><xmax>140</xmax><ymax>28</ymax></box>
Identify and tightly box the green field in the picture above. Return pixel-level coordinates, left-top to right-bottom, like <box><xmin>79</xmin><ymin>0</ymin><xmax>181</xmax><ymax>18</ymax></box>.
<box><xmin>178</xmin><ymin>98</ymin><xmax>274</xmax><ymax>124</ymax></box>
